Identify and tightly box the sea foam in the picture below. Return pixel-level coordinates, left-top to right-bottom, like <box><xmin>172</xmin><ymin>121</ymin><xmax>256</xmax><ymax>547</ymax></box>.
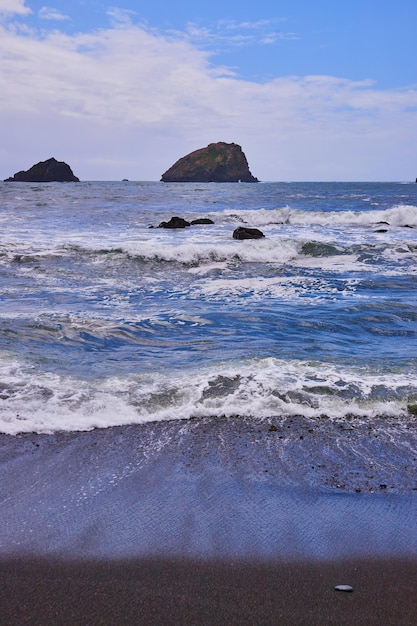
<box><xmin>1</xmin><ymin>353</ymin><xmax>415</xmax><ymax>435</ymax></box>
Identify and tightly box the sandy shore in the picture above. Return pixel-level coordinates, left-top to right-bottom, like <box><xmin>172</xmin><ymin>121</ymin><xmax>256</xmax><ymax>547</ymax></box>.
<box><xmin>1</xmin><ymin>415</ymin><xmax>417</xmax><ymax>623</ymax></box>
<box><xmin>1</xmin><ymin>556</ymin><xmax>417</xmax><ymax>625</ymax></box>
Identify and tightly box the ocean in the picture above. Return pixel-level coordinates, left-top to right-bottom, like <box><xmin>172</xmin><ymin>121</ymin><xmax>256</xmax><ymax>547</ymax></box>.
<box><xmin>1</xmin><ymin>180</ymin><xmax>417</xmax><ymax>435</ymax></box>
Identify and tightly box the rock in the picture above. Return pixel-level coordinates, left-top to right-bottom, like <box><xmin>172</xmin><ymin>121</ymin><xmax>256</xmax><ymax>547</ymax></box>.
<box><xmin>407</xmin><ymin>403</ymin><xmax>417</xmax><ymax>416</ymax></box>
<box><xmin>190</xmin><ymin>218</ymin><xmax>215</xmax><ymax>225</ymax></box>
<box><xmin>161</xmin><ymin>142</ymin><xmax>258</xmax><ymax>183</ymax></box>
<box><xmin>233</xmin><ymin>226</ymin><xmax>265</xmax><ymax>240</ymax></box>
<box><xmin>334</xmin><ymin>585</ymin><xmax>353</xmax><ymax>592</ymax></box>
<box><xmin>158</xmin><ymin>216</ymin><xmax>191</xmax><ymax>228</ymax></box>
<box><xmin>154</xmin><ymin>216</ymin><xmax>214</xmax><ymax>228</ymax></box>
<box><xmin>4</xmin><ymin>157</ymin><xmax>79</xmax><ymax>182</ymax></box>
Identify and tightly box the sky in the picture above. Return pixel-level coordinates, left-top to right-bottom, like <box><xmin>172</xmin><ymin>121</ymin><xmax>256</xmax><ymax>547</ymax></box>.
<box><xmin>1</xmin><ymin>0</ymin><xmax>416</xmax><ymax>181</ymax></box>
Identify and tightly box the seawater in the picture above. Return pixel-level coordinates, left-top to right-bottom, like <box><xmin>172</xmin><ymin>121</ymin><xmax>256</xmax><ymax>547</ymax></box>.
<box><xmin>1</xmin><ymin>181</ymin><xmax>416</xmax><ymax>434</ymax></box>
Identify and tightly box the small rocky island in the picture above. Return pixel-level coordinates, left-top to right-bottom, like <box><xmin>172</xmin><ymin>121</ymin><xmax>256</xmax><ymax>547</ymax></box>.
<box><xmin>161</xmin><ymin>142</ymin><xmax>258</xmax><ymax>183</ymax></box>
<box><xmin>4</xmin><ymin>157</ymin><xmax>79</xmax><ymax>182</ymax></box>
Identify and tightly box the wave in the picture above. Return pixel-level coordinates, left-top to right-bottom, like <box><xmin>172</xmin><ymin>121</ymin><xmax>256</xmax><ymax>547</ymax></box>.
<box><xmin>219</xmin><ymin>204</ymin><xmax>417</xmax><ymax>228</ymax></box>
<box><xmin>1</xmin><ymin>354</ymin><xmax>416</xmax><ymax>435</ymax></box>
<box><xmin>1</xmin><ymin>203</ymin><xmax>416</xmax><ymax>274</ymax></box>
<box><xmin>0</xmin><ymin>239</ymin><xmax>302</xmax><ymax>267</ymax></box>
<box><xmin>2</xmin><ymin>241</ymin><xmax>416</xmax><ymax>282</ymax></box>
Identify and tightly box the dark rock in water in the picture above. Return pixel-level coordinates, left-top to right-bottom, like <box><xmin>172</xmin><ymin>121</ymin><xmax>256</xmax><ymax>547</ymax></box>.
<box><xmin>233</xmin><ymin>226</ymin><xmax>265</xmax><ymax>240</ymax></box>
<box><xmin>153</xmin><ymin>216</ymin><xmax>214</xmax><ymax>228</ymax></box>
<box><xmin>4</xmin><ymin>157</ymin><xmax>79</xmax><ymax>182</ymax></box>
<box><xmin>407</xmin><ymin>403</ymin><xmax>417</xmax><ymax>416</ymax></box>
<box><xmin>302</xmin><ymin>242</ymin><xmax>342</xmax><ymax>257</ymax></box>
<box><xmin>190</xmin><ymin>218</ymin><xmax>215</xmax><ymax>225</ymax></box>
<box><xmin>374</xmin><ymin>221</ymin><xmax>389</xmax><ymax>233</ymax></box>
<box><xmin>161</xmin><ymin>142</ymin><xmax>258</xmax><ymax>183</ymax></box>
<box><xmin>158</xmin><ymin>216</ymin><xmax>191</xmax><ymax>228</ymax></box>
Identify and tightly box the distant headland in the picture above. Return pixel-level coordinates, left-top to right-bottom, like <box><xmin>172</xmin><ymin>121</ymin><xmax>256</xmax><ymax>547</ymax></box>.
<box><xmin>161</xmin><ymin>142</ymin><xmax>258</xmax><ymax>183</ymax></box>
<box><xmin>4</xmin><ymin>157</ymin><xmax>79</xmax><ymax>182</ymax></box>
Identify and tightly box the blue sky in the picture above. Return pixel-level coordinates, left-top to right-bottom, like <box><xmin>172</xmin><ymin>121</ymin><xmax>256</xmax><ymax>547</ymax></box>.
<box><xmin>1</xmin><ymin>0</ymin><xmax>416</xmax><ymax>180</ymax></box>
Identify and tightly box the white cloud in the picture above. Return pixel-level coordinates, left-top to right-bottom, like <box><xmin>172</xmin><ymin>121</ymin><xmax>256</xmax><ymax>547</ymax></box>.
<box><xmin>224</xmin><ymin>19</ymin><xmax>286</xmax><ymax>30</ymax></box>
<box><xmin>183</xmin><ymin>17</ymin><xmax>298</xmax><ymax>48</ymax></box>
<box><xmin>38</xmin><ymin>6</ymin><xmax>70</xmax><ymax>21</ymax></box>
<box><xmin>106</xmin><ymin>7</ymin><xmax>137</xmax><ymax>26</ymax></box>
<box><xmin>0</xmin><ymin>18</ymin><xmax>416</xmax><ymax>181</ymax></box>
<box><xmin>0</xmin><ymin>0</ymin><xmax>31</xmax><ymax>15</ymax></box>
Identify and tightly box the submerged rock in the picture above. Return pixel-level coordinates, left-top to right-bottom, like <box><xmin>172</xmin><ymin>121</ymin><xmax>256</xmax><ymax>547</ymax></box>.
<box><xmin>233</xmin><ymin>226</ymin><xmax>265</xmax><ymax>240</ymax></box>
<box><xmin>161</xmin><ymin>142</ymin><xmax>258</xmax><ymax>183</ymax></box>
<box><xmin>4</xmin><ymin>157</ymin><xmax>79</xmax><ymax>182</ymax></box>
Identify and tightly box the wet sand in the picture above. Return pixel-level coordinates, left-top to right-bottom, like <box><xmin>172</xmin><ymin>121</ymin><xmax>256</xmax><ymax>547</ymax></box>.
<box><xmin>1</xmin><ymin>415</ymin><xmax>417</xmax><ymax>623</ymax></box>
<box><xmin>1</xmin><ymin>556</ymin><xmax>417</xmax><ymax>625</ymax></box>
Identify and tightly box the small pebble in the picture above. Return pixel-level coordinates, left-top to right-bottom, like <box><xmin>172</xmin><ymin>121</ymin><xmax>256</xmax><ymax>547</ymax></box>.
<box><xmin>334</xmin><ymin>585</ymin><xmax>353</xmax><ymax>592</ymax></box>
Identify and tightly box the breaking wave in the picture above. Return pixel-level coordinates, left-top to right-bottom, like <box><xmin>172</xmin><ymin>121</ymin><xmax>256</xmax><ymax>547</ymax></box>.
<box><xmin>1</xmin><ymin>353</ymin><xmax>416</xmax><ymax>435</ymax></box>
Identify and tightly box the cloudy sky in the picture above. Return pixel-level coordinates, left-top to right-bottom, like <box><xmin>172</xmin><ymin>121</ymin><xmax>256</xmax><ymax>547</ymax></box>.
<box><xmin>1</xmin><ymin>0</ymin><xmax>416</xmax><ymax>181</ymax></box>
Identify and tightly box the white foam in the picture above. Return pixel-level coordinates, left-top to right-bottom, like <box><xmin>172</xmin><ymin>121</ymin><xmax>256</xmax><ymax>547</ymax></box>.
<box><xmin>105</xmin><ymin>237</ymin><xmax>302</xmax><ymax>267</ymax></box>
<box><xmin>221</xmin><ymin>204</ymin><xmax>417</xmax><ymax>228</ymax></box>
<box><xmin>194</xmin><ymin>274</ymin><xmax>361</xmax><ymax>302</ymax></box>
<box><xmin>1</xmin><ymin>353</ymin><xmax>415</xmax><ymax>435</ymax></box>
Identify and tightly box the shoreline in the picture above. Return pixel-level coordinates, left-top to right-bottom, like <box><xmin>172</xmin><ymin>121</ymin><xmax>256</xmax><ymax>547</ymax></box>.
<box><xmin>2</xmin><ymin>415</ymin><xmax>417</xmax><ymax>622</ymax></box>
<box><xmin>1</xmin><ymin>415</ymin><xmax>417</xmax><ymax>560</ymax></box>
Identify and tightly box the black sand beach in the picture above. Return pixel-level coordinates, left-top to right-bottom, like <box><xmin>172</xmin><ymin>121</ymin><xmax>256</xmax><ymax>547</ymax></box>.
<box><xmin>1</xmin><ymin>556</ymin><xmax>417</xmax><ymax>625</ymax></box>
<box><xmin>1</xmin><ymin>416</ymin><xmax>417</xmax><ymax>624</ymax></box>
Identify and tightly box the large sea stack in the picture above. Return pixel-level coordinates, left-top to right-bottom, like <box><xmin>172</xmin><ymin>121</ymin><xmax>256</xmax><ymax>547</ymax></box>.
<box><xmin>4</xmin><ymin>157</ymin><xmax>80</xmax><ymax>182</ymax></box>
<box><xmin>161</xmin><ymin>142</ymin><xmax>258</xmax><ymax>183</ymax></box>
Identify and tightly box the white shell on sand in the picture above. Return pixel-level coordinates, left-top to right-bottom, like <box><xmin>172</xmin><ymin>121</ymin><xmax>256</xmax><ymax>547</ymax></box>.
<box><xmin>334</xmin><ymin>585</ymin><xmax>353</xmax><ymax>592</ymax></box>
